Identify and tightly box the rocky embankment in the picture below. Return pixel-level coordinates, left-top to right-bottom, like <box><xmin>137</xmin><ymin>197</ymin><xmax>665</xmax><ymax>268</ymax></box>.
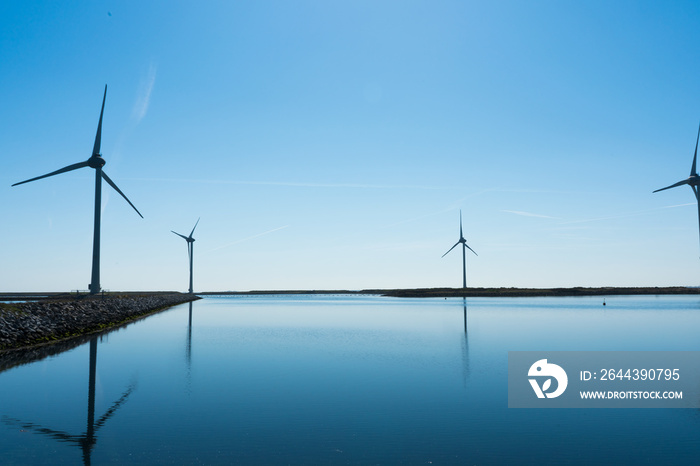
<box><xmin>0</xmin><ymin>293</ymin><xmax>198</xmax><ymax>352</ymax></box>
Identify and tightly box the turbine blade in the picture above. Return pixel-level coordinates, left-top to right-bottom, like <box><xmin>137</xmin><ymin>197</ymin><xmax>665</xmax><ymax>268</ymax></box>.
<box><xmin>190</xmin><ymin>217</ymin><xmax>200</xmax><ymax>238</ymax></box>
<box><xmin>442</xmin><ymin>241</ymin><xmax>460</xmax><ymax>258</ymax></box>
<box><xmin>172</xmin><ymin>231</ymin><xmax>189</xmax><ymax>240</ymax></box>
<box><xmin>93</xmin><ymin>383</ymin><xmax>135</xmax><ymax>433</ymax></box>
<box><xmin>459</xmin><ymin>210</ymin><xmax>463</xmax><ymax>238</ymax></box>
<box><xmin>101</xmin><ymin>171</ymin><xmax>143</xmax><ymax>218</ymax></box>
<box><xmin>2</xmin><ymin>417</ymin><xmax>78</xmax><ymax>444</ymax></box>
<box><xmin>653</xmin><ymin>179</ymin><xmax>690</xmax><ymax>193</ymax></box>
<box><xmin>465</xmin><ymin>244</ymin><xmax>478</xmax><ymax>256</ymax></box>
<box><xmin>12</xmin><ymin>161</ymin><xmax>90</xmax><ymax>187</ymax></box>
<box><xmin>93</xmin><ymin>85</ymin><xmax>107</xmax><ymax>156</ymax></box>
<box><xmin>692</xmin><ymin>121</ymin><xmax>700</xmax><ymax>176</ymax></box>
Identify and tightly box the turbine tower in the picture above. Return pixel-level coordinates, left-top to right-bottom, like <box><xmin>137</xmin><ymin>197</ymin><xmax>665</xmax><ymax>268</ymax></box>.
<box><xmin>654</xmin><ymin>123</ymin><xmax>700</xmax><ymax>250</ymax></box>
<box><xmin>12</xmin><ymin>85</ymin><xmax>143</xmax><ymax>294</ymax></box>
<box><xmin>172</xmin><ymin>218</ymin><xmax>199</xmax><ymax>294</ymax></box>
<box><xmin>442</xmin><ymin>210</ymin><xmax>477</xmax><ymax>288</ymax></box>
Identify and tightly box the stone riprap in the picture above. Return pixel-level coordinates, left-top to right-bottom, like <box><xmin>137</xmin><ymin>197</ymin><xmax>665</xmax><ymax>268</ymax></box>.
<box><xmin>0</xmin><ymin>293</ymin><xmax>198</xmax><ymax>351</ymax></box>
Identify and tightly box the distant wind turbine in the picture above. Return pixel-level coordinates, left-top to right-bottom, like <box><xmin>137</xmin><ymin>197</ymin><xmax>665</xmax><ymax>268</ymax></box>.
<box><xmin>172</xmin><ymin>218</ymin><xmax>199</xmax><ymax>294</ymax></box>
<box><xmin>653</xmin><ymin>123</ymin><xmax>700</xmax><ymax>250</ymax></box>
<box><xmin>442</xmin><ymin>210</ymin><xmax>477</xmax><ymax>288</ymax></box>
<box><xmin>12</xmin><ymin>85</ymin><xmax>143</xmax><ymax>294</ymax></box>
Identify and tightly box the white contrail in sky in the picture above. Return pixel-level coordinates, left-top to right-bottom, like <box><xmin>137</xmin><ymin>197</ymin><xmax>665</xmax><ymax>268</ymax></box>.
<box><xmin>558</xmin><ymin>203</ymin><xmax>694</xmax><ymax>225</ymax></box>
<box><xmin>125</xmin><ymin>177</ymin><xmax>464</xmax><ymax>190</ymax></box>
<box><xmin>377</xmin><ymin>192</ymin><xmax>493</xmax><ymax>230</ymax></box>
<box><xmin>132</xmin><ymin>63</ymin><xmax>157</xmax><ymax>123</ymax></box>
<box><xmin>502</xmin><ymin>210</ymin><xmax>558</xmax><ymax>219</ymax></box>
<box><xmin>122</xmin><ymin>178</ymin><xmax>601</xmax><ymax>195</ymax></box>
<box><xmin>204</xmin><ymin>225</ymin><xmax>290</xmax><ymax>254</ymax></box>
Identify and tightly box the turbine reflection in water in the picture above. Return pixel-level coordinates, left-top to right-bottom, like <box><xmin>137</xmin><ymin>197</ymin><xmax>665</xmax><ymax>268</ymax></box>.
<box><xmin>461</xmin><ymin>298</ymin><xmax>470</xmax><ymax>383</ymax></box>
<box><xmin>185</xmin><ymin>301</ymin><xmax>193</xmax><ymax>395</ymax></box>
<box><xmin>2</xmin><ymin>337</ymin><xmax>136</xmax><ymax>466</ymax></box>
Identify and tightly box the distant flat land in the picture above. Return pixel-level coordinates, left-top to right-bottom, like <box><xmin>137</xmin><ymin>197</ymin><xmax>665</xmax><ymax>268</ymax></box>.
<box><xmin>199</xmin><ymin>287</ymin><xmax>700</xmax><ymax>298</ymax></box>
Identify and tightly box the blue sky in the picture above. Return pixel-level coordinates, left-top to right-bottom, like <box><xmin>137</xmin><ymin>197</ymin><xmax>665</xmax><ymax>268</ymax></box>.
<box><xmin>2</xmin><ymin>1</ymin><xmax>700</xmax><ymax>292</ymax></box>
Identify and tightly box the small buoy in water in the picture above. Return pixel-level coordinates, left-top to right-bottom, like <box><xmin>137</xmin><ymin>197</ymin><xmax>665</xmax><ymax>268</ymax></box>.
<box><xmin>603</xmin><ymin>299</ymin><xmax>606</xmax><ymax>306</ymax></box>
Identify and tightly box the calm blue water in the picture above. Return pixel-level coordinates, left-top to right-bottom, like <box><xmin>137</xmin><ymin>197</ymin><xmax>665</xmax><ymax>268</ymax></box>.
<box><xmin>1</xmin><ymin>295</ymin><xmax>700</xmax><ymax>465</ymax></box>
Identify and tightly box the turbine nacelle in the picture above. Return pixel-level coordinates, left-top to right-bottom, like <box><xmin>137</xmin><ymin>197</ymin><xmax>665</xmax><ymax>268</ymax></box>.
<box><xmin>87</xmin><ymin>155</ymin><xmax>106</xmax><ymax>169</ymax></box>
<box><xmin>655</xmin><ymin>121</ymin><xmax>700</xmax><ymax>193</ymax></box>
<box><xmin>654</xmin><ymin>170</ymin><xmax>700</xmax><ymax>193</ymax></box>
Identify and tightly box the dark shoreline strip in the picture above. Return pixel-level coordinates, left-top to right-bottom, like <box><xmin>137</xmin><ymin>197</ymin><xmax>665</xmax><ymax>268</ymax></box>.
<box><xmin>199</xmin><ymin>286</ymin><xmax>700</xmax><ymax>298</ymax></box>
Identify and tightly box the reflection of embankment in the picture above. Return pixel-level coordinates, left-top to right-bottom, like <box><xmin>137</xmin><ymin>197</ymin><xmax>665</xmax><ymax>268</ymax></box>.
<box><xmin>0</xmin><ymin>332</ymin><xmax>96</xmax><ymax>373</ymax></box>
<box><xmin>0</xmin><ymin>293</ymin><xmax>198</xmax><ymax>358</ymax></box>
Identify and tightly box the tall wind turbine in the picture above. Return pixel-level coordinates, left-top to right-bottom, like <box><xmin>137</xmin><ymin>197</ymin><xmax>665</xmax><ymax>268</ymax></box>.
<box><xmin>442</xmin><ymin>210</ymin><xmax>477</xmax><ymax>288</ymax></box>
<box><xmin>12</xmin><ymin>85</ymin><xmax>143</xmax><ymax>294</ymax></box>
<box><xmin>172</xmin><ymin>218</ymin><xmax>199</xmax><ymax>294</ymax></box>
<box><xmin>654</xmin><ymin>123</ymin><xmax>700</xmax><ymax>250</ymax></box>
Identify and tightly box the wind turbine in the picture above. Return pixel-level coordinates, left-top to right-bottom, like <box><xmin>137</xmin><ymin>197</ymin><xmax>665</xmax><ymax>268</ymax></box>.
<box><xmin>654</xmin><ymin>123</ymin><xmax>700</xmax><ymax>250</ymax></box>
<box><xmin>442</xmin><ymin>210</ymin><xmax>477</xmax><ymax>288</ymax></box>
<box><xmin>172</xmin><ymin>218</ymin><xmax>199</xmax><ymax>294</ymax></box>
<box><xmin>12</xmin><ymin>85</ymin><xmax>143</xmax><ymax>294</ymax></box>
